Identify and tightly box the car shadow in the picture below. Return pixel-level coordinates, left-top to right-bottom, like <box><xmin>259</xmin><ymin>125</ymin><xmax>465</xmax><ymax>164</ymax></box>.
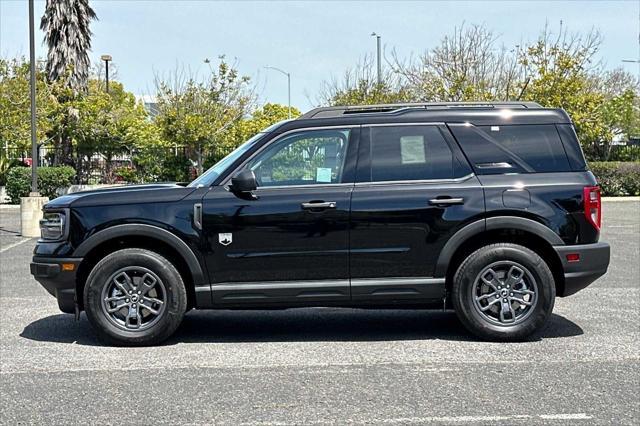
<box><xmin>20</xmin><ymin>308</ymin><xmax>584</xmax><ymax>347</ymax></box>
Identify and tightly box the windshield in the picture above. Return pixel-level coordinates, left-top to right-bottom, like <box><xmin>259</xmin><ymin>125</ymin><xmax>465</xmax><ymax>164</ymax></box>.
<box><xmin>188</xmin><ymin>132</ymin><xmax>266</xmax><ymax>187</ymax></box>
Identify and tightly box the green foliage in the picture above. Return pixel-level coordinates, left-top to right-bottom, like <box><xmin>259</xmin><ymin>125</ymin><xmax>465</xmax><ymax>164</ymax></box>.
<box><xmin>6</xmin><ymin>167</ymin><xmax>31</xmax><ymax>204</ymax></box>
<box><xmin>608</xmin><ymin>145</ymin><xmax>640</xmax><ymax>162</ymax></box>
<box><xmin>154</xmin><ymin>57</ymin><xmax>253</xmax><ymax>173</ymax></box>
<box><xmin>590</xmin><ymin>162</ymin><xmax>640</xmax><ymax>196</ymax></box>
<box><xmin>158</xmin><ymin>156</ymin><xmax>191</xmax><ymax>182</ymax></box>
<box><xmin>5</xmin><ymin>166</ymin><xmax>75</xmax><ymax>203</ymax></box>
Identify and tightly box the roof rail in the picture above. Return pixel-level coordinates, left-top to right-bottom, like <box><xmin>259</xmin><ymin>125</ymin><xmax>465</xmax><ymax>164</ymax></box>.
<box><xmin>299</xmin><ymin>101</ymin><xmax>543</xmax><ymax>119</ymax></box>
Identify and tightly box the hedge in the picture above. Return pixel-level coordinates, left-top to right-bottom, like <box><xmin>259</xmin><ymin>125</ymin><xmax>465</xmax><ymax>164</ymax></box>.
<box><xmin>589</xmin><ymin>162</ymin><xmax>640</xmax><ymax>196</ymax></box>
<box><xmin>6</xmin><ymin>166</ymin><xmax>75</xmax><ymax>204</ymax></box>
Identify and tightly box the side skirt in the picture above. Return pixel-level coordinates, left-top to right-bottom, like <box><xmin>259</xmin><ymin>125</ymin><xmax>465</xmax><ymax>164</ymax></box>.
<box><xmin>196</xmin><ymin>277</ymin><xmax>446</xmax><ymax>309</ymax></box>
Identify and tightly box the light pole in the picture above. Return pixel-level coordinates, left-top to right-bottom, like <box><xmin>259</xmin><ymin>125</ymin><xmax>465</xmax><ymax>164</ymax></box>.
<box><xmin>101</xmin><ymin>54</ymin><xmax>112</xmax><ymax>93</ymax></box>
<box><xmin>371</xmin><ymin>32</ymin><xmax>382</xmax><ymax>86</ymax></box>
<box><xmin>28</xmin><ymin>0</ymin><xmax>37</xmax><ymax>193</ymax></box>
<box><xmin>265</xmin><ymin>66</ymin><xmax>291</xmax><ymax>119</ymax></box>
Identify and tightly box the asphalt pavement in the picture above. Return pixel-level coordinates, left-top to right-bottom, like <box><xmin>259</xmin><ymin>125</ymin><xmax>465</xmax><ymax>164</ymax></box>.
<box><xmin>0</xmin><ymin>200</ymin><xmax>638</xmax><ymax>425</ymax></box>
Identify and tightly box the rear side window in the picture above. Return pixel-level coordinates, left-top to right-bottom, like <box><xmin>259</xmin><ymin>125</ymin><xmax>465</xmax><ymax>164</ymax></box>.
<box><xmin>369</xmin><ymin>126</ymin><xmax>454</xmax><ymax>182</ymax></box>
<box><xmin>556</xmin><ymin>124</ymin><xmax>587</xmax><ymax>171</ymax></box>
<box><xmin>450</xmin><ymin>124</ymin><xmax>571</xmax><ymax>174</ymax></box>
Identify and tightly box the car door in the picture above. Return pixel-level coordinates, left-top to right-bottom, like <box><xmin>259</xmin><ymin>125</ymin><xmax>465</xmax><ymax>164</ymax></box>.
<box><xmin>201</xmin><ymin>126</ymin><xmax>359</xmax><ymax>306</ymax></box>
<box><xmin>349</xmin><ymin>124</ymin><xmax>484</xmax><ymax>301</ymax></box>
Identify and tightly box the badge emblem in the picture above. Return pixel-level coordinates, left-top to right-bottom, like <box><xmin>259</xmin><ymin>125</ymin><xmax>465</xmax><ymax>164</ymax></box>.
<box><xmin>218</xmin><ymin>233</ymin><xmax>232</xmax><ymax>246</ymax></box>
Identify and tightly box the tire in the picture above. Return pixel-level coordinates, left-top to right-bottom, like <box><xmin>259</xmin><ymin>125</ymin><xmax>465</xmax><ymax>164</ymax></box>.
<box><xmin>452</xmin><ymin>243</ymin><xmax>555</xmax><ymax>342</ymax></box>
<box><xmin>84</xmin><ymin>248</ymin><xmax>187</xmax><ymax>346</ymax></box>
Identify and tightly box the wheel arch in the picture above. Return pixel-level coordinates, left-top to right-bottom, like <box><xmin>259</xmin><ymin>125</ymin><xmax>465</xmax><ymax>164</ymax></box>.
<box><xmin>437</xmin><ymin>217</ymin><xmax>566</xmax><ymax>297</ymax></box>
<box><xmin>74</xmin><ymin>224</ymin><xmax>207</xmax><ymax>310</ymax></box>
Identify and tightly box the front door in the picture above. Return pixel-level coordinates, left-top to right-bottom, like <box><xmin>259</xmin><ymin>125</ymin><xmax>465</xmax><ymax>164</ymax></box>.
<box><xmin>349</xmin><ymin>124</ymin><xmax>484</xmax><ymax>301</ymax></box>
<box><xmin>201</xmin><ymin>127</ymin><xmax>358</xmax><ymax>306</ymax></box>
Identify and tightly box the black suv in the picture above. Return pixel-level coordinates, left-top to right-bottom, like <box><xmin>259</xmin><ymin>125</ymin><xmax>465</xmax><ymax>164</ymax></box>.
<box><xmin>31</xmin><ymin>102</ymin><xmax>610</xmax><ymax>345</ymax></box>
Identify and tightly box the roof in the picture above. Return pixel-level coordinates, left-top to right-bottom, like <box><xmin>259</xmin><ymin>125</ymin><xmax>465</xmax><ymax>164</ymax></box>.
<box><xmin>300</xmin><ymin>102</ymin><xmax>543</xmax><ymax>119</ymax></box>
<box><xmin>276</xmin><ymin>102</ymin><xmax>572</xmax><ymax>133</ymax></box>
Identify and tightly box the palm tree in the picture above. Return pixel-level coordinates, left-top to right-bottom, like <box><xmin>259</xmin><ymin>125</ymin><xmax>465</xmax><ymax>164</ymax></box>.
<box><xmin>40</xmin><ymin>0</ymin><xmax>97</xmax><ymax>92</ymax></box>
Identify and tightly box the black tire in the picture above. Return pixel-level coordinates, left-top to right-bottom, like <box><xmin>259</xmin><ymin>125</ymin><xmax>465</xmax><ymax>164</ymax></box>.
<box><xmin>452</xmin><ymin>243</ymin><xmax>555</xmax><ymax>341</ymax></box>
<box><xmin>84</xmin><ymin>248</ymin><xmax>187</xmax><ymax>346</ymax></box>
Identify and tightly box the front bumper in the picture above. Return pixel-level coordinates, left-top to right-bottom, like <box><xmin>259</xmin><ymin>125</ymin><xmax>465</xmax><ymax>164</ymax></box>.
<box><xmin>30</xmin><ymin>257</ymin><xmax>83</xmax><ymax>313</ymax></box>
<box><xmin>554</xmin><ymin>242</ymin><xmax>610</xmax><ymax>297</ymax></box>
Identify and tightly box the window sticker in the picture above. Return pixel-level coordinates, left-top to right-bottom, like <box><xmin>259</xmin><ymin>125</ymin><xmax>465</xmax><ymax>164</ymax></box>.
<box><xmin>491</xmin><ymin>126</ymin><xmax>500</xmax><ymax>132</ymax></box>
<box><xmin>316</xmin><ymin>167</ymin><xmax>332</xmax><ymax>183</ymax></box>
<box><xmin>400</xmin><ymin>135</ymin><xmax>426</xmax><ymax>164</ymax></box>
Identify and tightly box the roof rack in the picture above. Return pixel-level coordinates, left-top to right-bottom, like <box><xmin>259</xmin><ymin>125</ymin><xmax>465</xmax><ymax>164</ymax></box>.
<box><xmin>299</xmin><ymin>102</ymin><xmax>543</xmax><ymax>119</ymax></box>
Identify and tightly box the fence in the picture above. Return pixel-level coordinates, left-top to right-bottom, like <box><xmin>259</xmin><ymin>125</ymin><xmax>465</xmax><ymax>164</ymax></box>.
<box><xmin>3</xmin><ymin>144</ymin><xmax>235</xmax><ymax>184</ymax></box>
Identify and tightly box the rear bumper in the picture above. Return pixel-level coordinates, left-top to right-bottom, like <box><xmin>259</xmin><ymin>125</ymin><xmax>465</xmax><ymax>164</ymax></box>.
<box><xmin>30</xmin><ymin>257</ymin><xmax>83</xmax><ymax>314</ymax></box>
<box><xmin>554</xmin><ymin>242</ymin><xmax>610</xmax><ymax>297</ymax></box>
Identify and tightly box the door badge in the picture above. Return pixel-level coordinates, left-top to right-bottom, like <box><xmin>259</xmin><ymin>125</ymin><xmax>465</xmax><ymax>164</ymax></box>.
<box><xmin>218</xmin><ymin>233</ymin><xmax>233</xmax><ymax>246</ymax></box>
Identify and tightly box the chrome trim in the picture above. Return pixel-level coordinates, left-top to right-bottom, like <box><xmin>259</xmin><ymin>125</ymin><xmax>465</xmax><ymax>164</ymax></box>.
<box><xmin>351</xmin><ymin>277</ymin><xmax>446</xmax><ymax>286</ymax></box>
<box><xmin>476</xmin><ymin>162</ymin><xmax>514</xmax><ymax>169</ymax></box>
<box><xmin>219</xmin><ymin>125</ymin><xmax>359</xmax><ymax>186</ymax></box>
<box><xmin>354</xmin><ymin>173</ymin><xmax>475</xmax><ymax>187</ymax></box>
<box><xmin>212</xmin><ymin>279</ymin><xmax>350</xmax><ymax>291</ymax></box>
<box><xmin>363</xmin><ymin>122</ymin><xmax>445</xmax><ymax>127</ymax></box>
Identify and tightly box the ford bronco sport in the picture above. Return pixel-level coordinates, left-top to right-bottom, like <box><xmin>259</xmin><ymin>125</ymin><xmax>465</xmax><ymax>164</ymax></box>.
<box><xmin>31</xmin><ymin>102</ymin><xmax>610</xmax><ymax>345</ymax></box>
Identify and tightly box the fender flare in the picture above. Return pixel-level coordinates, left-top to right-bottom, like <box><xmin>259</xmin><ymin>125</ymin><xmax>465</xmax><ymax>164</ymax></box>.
<box><xmin>434</xmin><ymin>216</ymin><xmax>564</xmax><ymax>277</ymax></box>
<box><xmin>74</xmin><ymin>224</ymin><xmax>205</xmax><ymax>285</ymax></box>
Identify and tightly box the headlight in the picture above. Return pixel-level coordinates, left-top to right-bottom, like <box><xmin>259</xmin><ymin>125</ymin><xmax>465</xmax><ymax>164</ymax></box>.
<box><xmin>39</xmin><ymin>211</ymin><xmax>67</xmax><ymax>240</ymax></box>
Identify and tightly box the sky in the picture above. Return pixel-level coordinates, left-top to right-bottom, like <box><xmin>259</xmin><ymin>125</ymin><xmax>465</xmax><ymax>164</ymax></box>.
<box><xmin>1</xmin><ymin>0</ymin><xmax>638</xmax><ymax>112</ymax></box>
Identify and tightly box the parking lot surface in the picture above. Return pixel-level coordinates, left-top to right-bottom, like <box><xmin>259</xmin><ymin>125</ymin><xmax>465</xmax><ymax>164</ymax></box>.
<box><xmin>1</xmin><ymin>200</ymin><xmax>638</xmax><ymax>425</ymax></box>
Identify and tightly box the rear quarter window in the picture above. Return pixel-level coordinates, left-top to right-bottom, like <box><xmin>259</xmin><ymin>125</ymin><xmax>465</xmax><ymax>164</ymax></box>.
<box><xmin>449</xmin><ymin>124</ymin><xmax>572</xmax><ymax>174</ymax></box>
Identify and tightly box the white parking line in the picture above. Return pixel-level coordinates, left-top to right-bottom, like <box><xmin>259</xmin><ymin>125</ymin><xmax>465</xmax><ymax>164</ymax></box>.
<box><xmin>0</xmin><ymin>238</ymin><xmax>31</xmax><ymax>253</ymax></box>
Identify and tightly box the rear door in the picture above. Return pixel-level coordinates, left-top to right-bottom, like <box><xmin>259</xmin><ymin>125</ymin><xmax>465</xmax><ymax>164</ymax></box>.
<box><xmin>349</xmin><ymin>124</ymin><xmax>484</xmax><ymax>301</ymax></box>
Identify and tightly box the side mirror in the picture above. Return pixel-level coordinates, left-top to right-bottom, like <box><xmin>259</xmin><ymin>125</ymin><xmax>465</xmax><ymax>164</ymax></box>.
<box><xmin>230</xmin><ymin>169</ymin><xmax>257</xmax><ymax>193</ymax></box>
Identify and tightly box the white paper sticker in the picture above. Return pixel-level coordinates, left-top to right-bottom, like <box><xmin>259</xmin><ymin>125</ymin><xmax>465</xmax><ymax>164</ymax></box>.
<box><xmin>316</xmin><ymin>167</ymin><xmax>332</xmax><ymax>183</ymax></box>
<box><xmin>400</xmin><ymin>135</ymin><xmax>426</xmax><ymax>164</ymax></box>
<box><xmin>491</xmin><ymin>126</ymin><xmax>500</xmax><ymax>132</ymax></box>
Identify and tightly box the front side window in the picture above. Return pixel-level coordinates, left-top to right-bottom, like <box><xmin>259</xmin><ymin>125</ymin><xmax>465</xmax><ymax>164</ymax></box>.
<box><xmin>245</xmin><ymin>129</ymin><xmax>351</xmax><ymax>187</ymax></box>
<box><xmin>369</xmin><ymin>125</ymin><xmax>454</xmax><ymax>182</ymax></box>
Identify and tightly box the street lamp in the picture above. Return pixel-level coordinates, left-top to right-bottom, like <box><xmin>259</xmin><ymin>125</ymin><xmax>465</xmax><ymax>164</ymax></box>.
<box><xmin>28</xmin><ymin>0</ymin><xmax>37</xmax><ymax>193</ymax></box>
<box><xmin>622</xmin><ymin>59</ymin><xmax>640</xmax><ymax>84</ymax></box>
<box><xmin>265</xmin><ymin>66</ymin><xmax>291</xmax><ymax>119</ymax></box>
<box><xmin>101</xmin><ymin>54</ymin><xmax>112</xmax><ymax>93</ymax></box>
<box><xmin>371</xmin><ymin>32</ymin><xmax>382</xmax><ymax>86</ymax></box>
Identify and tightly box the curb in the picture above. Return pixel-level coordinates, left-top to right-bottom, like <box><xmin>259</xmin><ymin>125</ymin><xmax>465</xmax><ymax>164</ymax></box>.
<box><xmin>0</xmin><ymin>204</ymin><xmax>20</xmax><ymax>209</ymax></box>
<box><xmin>602</xmin><ymin>196</ymin><xmax>640</xmax><ymax>202</ymax></box>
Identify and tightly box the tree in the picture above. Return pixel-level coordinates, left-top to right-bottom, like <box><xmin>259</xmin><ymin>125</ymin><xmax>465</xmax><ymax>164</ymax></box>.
<box><xmin>40</xmin><ymin>0</ymin><xmax>97</xmax><ymax>92</ymax></box>
<box><xmin>154</xmin><ymin>57</ymin><xmax>254</xmax><ymax>174</ymax></box>
<box><xmin>392</xmin><ymin>24</ymin><xmax>520</xmax><ymax>102</ymax></box>
<box><xmin>317</xmin><ymin>55</ymin><xmax>412</xmax><ymax>106</ymax></box>
<box><xmin>0</xmin><ymin>58</ymin><xmax>55</xmax><ymax>155</ymax></box>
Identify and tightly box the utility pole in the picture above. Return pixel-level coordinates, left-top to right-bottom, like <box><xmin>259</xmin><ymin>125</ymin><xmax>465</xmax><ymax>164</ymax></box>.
<box><xmin>28</xmin><ymin>0</ymin><xmax>37</xmax><ymax>194</ymax></box>
<box><xmin>265</xmin><ymin>66</ymin><xmax>291</xmax><ymax>119</ymax></box>
<box><xmin>371</xmin><ymin>32</ymin><xmax>382</xmax><ymax>86</ymax></box>
<box><xmin>101</xmin><ymin>55</ymin><xmax>112</xmax><ymax>93</ymax></box>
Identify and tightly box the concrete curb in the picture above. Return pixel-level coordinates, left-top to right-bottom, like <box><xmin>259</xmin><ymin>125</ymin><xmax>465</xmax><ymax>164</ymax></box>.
<box><xmin>602</xmin><ymin>196</ymin><xmax>640</xmax><ymax>202</ymax></box>
<box><xmin>0</xmin><ymin>204</ymin><xmax>20</xmax><ymax>209</ymax></box>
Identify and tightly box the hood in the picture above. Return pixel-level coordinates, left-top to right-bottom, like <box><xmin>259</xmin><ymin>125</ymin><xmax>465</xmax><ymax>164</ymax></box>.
<box><xmin>45</xmin><ymin>183</ymin><xmax>199</xmax><ymax>209</ymax></box>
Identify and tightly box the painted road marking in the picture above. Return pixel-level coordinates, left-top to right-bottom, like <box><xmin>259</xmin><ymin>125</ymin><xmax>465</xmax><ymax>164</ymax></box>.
<box><xmin>0</xmin><ymin>238</ymin><xmax>31</xmax><ymax>253</ymax></box>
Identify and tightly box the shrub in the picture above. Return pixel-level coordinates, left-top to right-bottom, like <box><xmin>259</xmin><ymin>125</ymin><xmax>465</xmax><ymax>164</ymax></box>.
<box><xmin>5</xmin><ymin>166</ymin><xmax>75</xmax><ymax>204</ymax></box>
<box><xmin>589</xmin><ymin>162</ymin><xmax>640</xmax><ymax>196</ymax></box>
<box><xmin>158</xmin><ymin>156</ymin><xmax>191</xmax><ymax>182</ymax></box>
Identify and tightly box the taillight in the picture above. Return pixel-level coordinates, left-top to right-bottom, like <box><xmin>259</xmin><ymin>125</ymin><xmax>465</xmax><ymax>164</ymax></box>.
<box><xmin>583</xmin><ymin>186</ymin><xmax>601</xmax><ymax>230</ymax></box>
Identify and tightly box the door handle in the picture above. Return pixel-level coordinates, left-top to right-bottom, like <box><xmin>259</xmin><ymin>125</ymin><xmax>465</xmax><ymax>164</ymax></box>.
<box><xmin>193</xmin><ymin>203</ymin><xmax>203</xmax><ymax>230</ymax></box>
<box><xmin>301</xmin><ymin>201</ymin><xmax>337</xmax><ymax>211</ymax></box>
<box><xmin>429</xmin><ymin>197</ymin><xmax>464</xmax><ymax>206</ymax></box>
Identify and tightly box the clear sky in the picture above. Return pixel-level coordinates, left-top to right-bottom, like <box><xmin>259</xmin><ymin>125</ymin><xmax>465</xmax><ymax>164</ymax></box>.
<box><xmin>1</xmin><ymin>0</ymin><xmax>638</xmax><ymax>111</ymax></box>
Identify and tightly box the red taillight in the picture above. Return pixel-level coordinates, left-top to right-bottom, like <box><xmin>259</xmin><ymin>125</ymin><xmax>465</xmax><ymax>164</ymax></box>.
<box><xmin>583</xmin><ymin>186</ymin><xmax>601</xmax><ymax>230</ymax></box>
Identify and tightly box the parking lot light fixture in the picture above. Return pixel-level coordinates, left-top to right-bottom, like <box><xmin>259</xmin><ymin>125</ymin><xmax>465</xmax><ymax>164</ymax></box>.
<box><xmin>265</xmin><ymin>66</ymin><xmax>291</xmax><ymax>119</ymax></box>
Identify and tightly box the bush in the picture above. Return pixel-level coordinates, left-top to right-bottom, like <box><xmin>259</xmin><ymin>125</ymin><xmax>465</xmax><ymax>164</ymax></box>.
<box><xmin>5</xmin><ymin>166</ymin><xmax>75</xmax><ymax>204</ymax></box>
<box><xmin>158</xmin><ymin>156</ymin><xmax>191</xmax><ymax>182</ymax></box>
<box><xmin>590</xmin><ymin>162</ymin><xmax>640</xmax><ymax>196</ymax></box>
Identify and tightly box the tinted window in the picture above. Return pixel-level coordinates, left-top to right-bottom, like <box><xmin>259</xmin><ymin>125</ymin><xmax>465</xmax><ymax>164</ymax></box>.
<box><xmin>370</xmin><ymin>126</ymin><xmax>454</xmax><ymax>182</ymax></box>
<box><xmin>556</xmin><ymin>124</ymin><xmax>587</xmax><ymax>171</ymax></box>
<box><xmin>246</xmin><ymin>129</ymin><xmax>350</xmax><ymax>187</ymax></box>
<box><xmin>477</xmin><ymin>125</ymin><xmax>570</xmax><ymax>172</ymax></box>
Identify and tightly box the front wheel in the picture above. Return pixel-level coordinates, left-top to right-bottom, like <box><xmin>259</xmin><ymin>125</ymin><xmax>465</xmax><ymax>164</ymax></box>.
<box><xmin>84</xmin><ymin>248</ymin><xmax>187</xmax><ymax>346</ymax></box>
<box><xmin>452</xmin><ymin>243</ymin><xmax>555</xmax><ymax>341</ymax></box>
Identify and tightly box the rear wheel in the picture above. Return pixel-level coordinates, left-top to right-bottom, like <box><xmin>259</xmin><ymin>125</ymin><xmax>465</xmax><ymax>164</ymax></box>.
<box><xmin>452</xmin><ymin>243</ymin><xmax>555</xmax><ymax>341</ymax></box>
<box><xmin>84</xmin><ymin>248</ymin><xmax>187</xmax><ymax>346</ymax></box>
